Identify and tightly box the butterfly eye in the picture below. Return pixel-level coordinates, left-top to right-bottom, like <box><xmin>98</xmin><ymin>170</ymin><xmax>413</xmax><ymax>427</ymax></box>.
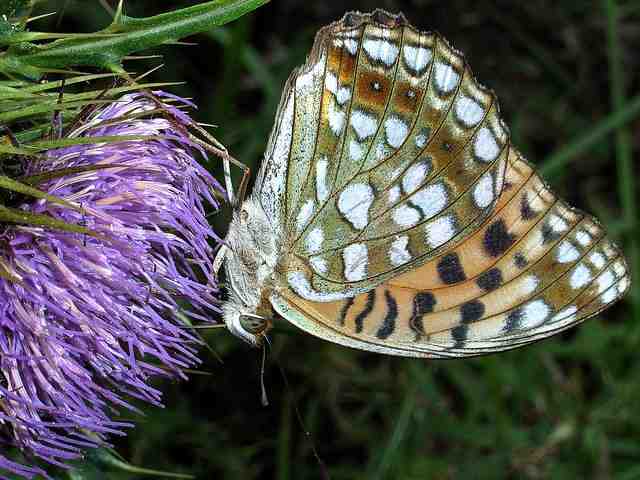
<box><xmin>240</xmin><ymin>208</ymin><xmax>249</xmax><ymax>222</ymax></box>
<box><xmin>239</xmin><ymin>314</ymin><xmax>268</xmax><ymax>334</ymax></box>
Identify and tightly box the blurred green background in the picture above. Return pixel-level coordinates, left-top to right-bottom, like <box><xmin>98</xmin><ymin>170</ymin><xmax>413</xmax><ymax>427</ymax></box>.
<box><xmin>31</xmin><ymin>0</ymin><xmax>640</xmax><ymax>478</ymax></box>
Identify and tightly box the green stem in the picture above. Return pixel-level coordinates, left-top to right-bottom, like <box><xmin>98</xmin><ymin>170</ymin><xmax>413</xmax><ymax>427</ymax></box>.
<box><xmin>604</xmin><ymin>0</ymin><xmax>638</xmax><ymax>325</ymax></box>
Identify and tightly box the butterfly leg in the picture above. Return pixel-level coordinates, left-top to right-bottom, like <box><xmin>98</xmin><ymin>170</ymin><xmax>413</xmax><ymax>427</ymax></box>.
<box><xmin>211</xmin><ymin>150</ymin><xmax>250</xmax><ymax>274</ymax></box>
<box><xmin>188</xmin><ymin>124</ymin><xmax>251</xmax><ymax>207</ymax></box>
<box><xmin>213</xmin><ymin>244</ymin><xmax>228</xmax><ymax>275</ymax></box>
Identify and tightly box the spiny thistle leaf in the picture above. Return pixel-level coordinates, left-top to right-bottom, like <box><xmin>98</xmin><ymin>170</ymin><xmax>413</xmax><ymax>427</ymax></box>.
<box><xmin>0</xmin><ymin>0</ymin><xmax>270</xmax><ymax>79</ymax></box>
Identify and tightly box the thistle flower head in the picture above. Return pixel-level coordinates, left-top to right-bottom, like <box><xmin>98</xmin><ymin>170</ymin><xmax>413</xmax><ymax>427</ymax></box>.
<box><xmin>0</xmin><ymin>92</ymin><xmax>223</xmax><ymax>478</ymax></box>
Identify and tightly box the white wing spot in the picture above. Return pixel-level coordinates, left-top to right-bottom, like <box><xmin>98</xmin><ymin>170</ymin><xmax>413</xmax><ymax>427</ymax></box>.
<box><xmin>337</xmin><ymin>183</ymin><xmax>374</xmax><ymax>230</ymax></box>
<box><xmin>597</xmin><ymin>270</ymin><xmax>615</xmax><ymax>294</ymax></box>
<box><xmin>520</xmin><ymin>300</ymin><xmax>551</xmax><ymax>328</ymax></box>
<box><xmin>350</xmin><ymin>110</ymin><xmax>378</xmax><ymax>140</ymax></box>
<box><xmin>575</xmin><ymin>231</ymin><xmax>592</xmax><ymax>247</ymax></box>
<box><xmin>392</xmin><ymin>204</ymin><xmax>421</xmax><ymax>227</ymax></box>
<box><xmin>495</xmin><ymin>162</ymin><xmax>506</xmax><ymax>192</ymax></box>
<box><xmin>287</xmin><ymin>271</ymin><xmax>352</xmax><ymax>301</ymax></box>
<box><xmin>403</xmin><ymin>45</ymin><xmax>432</xmax><ymax>74</ymax></box>
<box><xmin>590</xmin><ymin>252</ymin><xmax>606</xmax><ymax>269</ymax></box>
<box><xmin>363</xmin><ymin>39</ymin><xmax>399</xmax><ymax>66</ymax></box>
<box><xmin>389</xmin><ymin>236</ymin><xmax>412</xmax><ymax>267</ymax></box>
<box><xmin>425</xmin><ymin>215</ymin><xmax>456</xmax><ymax>248</ymax></box>
<box><xmin>325</xmin><ymin>73</ymin><xmax>351</xmax><ymax>105</ymax></box>
<box><xmin>315</xmin><ymin>157</ymin><xmax>329</xmax><ymax>202</ymax></box>
<box><xmin>296</xmin><ymin>54</ymin><xmax>326</xmax><ymax>91</ymax></box>
<box><xmin>601</xmin><ymin>285</ymin><xmax>618</xmax><ymax>304</ymax></box>
<box><xmin>349</xmin><ymin>140</ymin><xmax>364</xmax><ymax>161</ymax></box>
<box><xmin>385</xmin><ymin>116</ymin><xmax>409</xmax><ymax>149</ymax></box>
<box><xmin>402</xmin><ymin>162</ymin><xmax>430</xmax><ymax>193</ymax></box>
<box><xmin>472</xmin><ymin>172</ymin><xmax>494</xmax><ymax>208</ymax></box>
<box><xmin>556</xmin><ymin>240</ymin><xmax>580</xmax><ymax>263</ymax></box>
<box><xmin>474</xmin><ymin>127</ymin><xmax>500</xmax><ymax>162</ymax></box>
<box><xmin>551</xmin><ymin>305</ymin><xmax>578</xmax><ymax>323</ymax></box>
<box><xmin>328</xmin><ymin>100</ymin><xmax>345</xmax><ymax>136</ymax></box>
<box><xmin>412</xmin><ymin>182</ymin><xmax>448</xmax><ymax>219</ymax></box>
<box><xmin>613</xmin><ymin>260</ymin><xmax>626</xmax><ymax>277</ymax></box>
<box><xmin>570</xmin><ymin>264</ymin><xmax>592</xmax><ymax>289</ymax></box>
<box><xmin>388</xmin><ymin>185</ymin><xmax>401</xmax><ymax>204</ymax></box>
<box><xmin>522</xmin><ymin>274</ymin><xmax>539</xmax><ymax>295</ymax></box>
<box><xmin>343</xmin><ymin>243</ymin><xmax>368</xmax><ymax>282</ymax></box>
<box><xmin>455</xmin><ymin>95</ymin><xmax>485</xmax><ymax>127</ymax></box>
<box><xmin>548</xmin><ymin>214</ymin><xmax>569</xmax><ymax>234</ymax></box>
<box><xmin>325</xmin><ymin>72</ymin><xmax>338</xmax><ymax>94</ymax></box>
<box><xmin>336</xmin><ymin>87</ymin><xmax>351</xmax><ymax>105</ymax></box>
<box><xmin>296</xmin><ymin>199</ymin><xmax>315</xmax><ymax>232</ymax></box>
<box><xmin>310</xmin><ymin>257</ymin><xmax>328</xmax><ymax>275</ymax></box>
<box><xmin>305</xmin><ymin>227</ymin><xmax>324</xmax><ymax>254</ymax></box>
<box><xmin>434</xmin><ymin>63</ymin><xmax>459</xmax><ymax>94</ymax></box>
<box><xmin>415</xmin><ymin>133</ymin><xmax>428</xmax><ymax>148</ymax></box>
<box><xmin>344</xmin><ymin>39</ymin><xmax>358</xmax><ymax>55</ymax></box>
<box><xmin>618</xmin><ymin>276</ymin><xmax>630</xmax><ymax>294</ymax></box>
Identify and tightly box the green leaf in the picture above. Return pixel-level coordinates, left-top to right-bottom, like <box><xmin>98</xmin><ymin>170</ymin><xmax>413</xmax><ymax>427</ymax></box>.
<box><xmin>0</xmin><ymin>0</ymin><xmax>270</xmax><ymax>78</ymax></box>
<box><xmin>0</xmin><ymin>174</ymin><xmax>79</xmax><ymax>211</ymax></box>
<box><xmin>0</xmin><ymin>98</ymin><xmax>115</xmax><ymax>123</ymax></box>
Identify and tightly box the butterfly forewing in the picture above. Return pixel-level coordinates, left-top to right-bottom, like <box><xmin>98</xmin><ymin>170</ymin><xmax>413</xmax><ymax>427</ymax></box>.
<box><xmin>270</xmin><ymin>13</ymin><xmax>509</xmax><ymax>300</ymax></box>
<box><xmin>254</xmin><ymin>10</ymin><xmax>629</xmax><ymax>357</ymax></box>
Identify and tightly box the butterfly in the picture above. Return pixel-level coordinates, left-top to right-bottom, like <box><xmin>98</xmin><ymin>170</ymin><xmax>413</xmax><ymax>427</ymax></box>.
<box><xmin>215</xmin><ymin>10</ymin><xmax>630</xmax><ymax>357</ymax></box>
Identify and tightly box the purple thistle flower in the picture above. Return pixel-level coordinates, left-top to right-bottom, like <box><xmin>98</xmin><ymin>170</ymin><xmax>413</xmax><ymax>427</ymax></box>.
<box><xmin>0</xmin><ymin>92</ymin><xmax>223</xmax><ymax>478</ymax></box>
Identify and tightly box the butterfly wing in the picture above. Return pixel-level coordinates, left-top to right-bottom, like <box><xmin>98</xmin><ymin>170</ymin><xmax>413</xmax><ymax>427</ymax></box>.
<box><xmin>256</xmin><ymin>10</ymin><xmax>628</xmax><ymax>356</ymax></box>
<box><xmin>271</xmin><ymin>148</ymin><xmax>629</xmax><ymax>357</ymax></box>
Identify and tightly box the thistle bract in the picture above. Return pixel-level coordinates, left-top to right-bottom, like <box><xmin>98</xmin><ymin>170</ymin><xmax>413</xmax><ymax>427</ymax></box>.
<box><xmin>0</xmin><ymin>92</ymin><xmax>222</xmax><ymax>478</ymax></box>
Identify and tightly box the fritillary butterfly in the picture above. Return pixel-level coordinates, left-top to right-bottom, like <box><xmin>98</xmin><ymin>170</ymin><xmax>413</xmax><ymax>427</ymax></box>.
<box><xmin>216</xmin><ymin>10</ymin><xmax>629</xmax><ymax>357</ymax></box>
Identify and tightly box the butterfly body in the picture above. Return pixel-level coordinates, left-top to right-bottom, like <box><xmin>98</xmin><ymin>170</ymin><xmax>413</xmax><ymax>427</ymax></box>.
<box><xmin>223</xmin><ymin>197</ymin><xmax>281</xmax><ymax>345</ymax></box>
<box><xmin>219</xmin><ymin>10</ymin><xmax>629</xmax><ymax>356</ymax></box>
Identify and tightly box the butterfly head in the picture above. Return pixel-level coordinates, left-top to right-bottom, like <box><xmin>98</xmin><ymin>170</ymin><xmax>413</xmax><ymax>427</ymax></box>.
<box><xmin>224</xmin><ymin>306</ymin><xmax>273</xmax><ymax>347</ymax></box>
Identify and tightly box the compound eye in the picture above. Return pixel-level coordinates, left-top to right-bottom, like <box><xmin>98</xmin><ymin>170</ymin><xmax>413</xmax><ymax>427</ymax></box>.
<box><xmin>239</xmin><ymin>314</ymin><xmax>268</xmax><ymax>334</ymax></box>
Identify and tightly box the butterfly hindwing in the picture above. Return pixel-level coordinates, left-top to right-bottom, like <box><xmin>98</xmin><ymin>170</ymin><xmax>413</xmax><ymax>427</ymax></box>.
<box><xmin>271</xmin><ymin>150</ymin><xmax>629</xmax><ymax>357</ymax></box>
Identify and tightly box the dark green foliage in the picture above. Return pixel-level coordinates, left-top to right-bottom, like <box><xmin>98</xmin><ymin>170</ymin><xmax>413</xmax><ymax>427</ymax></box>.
<box><xmin>29</xmin><ymin>1</ymin><xmax>640</xmax><ymax>479</ymax></box>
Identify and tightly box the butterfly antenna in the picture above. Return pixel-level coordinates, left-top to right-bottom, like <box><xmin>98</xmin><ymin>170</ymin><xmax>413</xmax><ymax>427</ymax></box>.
<box><xmin>269</xmin><ymin>340</ymin><xmax>331</xmax><ymax>480</ymax></box>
